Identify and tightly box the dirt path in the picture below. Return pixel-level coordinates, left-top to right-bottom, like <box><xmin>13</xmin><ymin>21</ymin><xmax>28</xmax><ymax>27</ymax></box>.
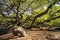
<box><xmin>9</xmin><ymin>30</ymin><xmax>60</xmax><ymax>40</ymax></box>
<box><xmin>26</xmin><ymin>30</ymin><xmax>48</xmax><ymax>40</ymax></box>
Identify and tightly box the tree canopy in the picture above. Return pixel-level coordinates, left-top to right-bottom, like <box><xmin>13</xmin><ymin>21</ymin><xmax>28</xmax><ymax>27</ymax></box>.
<box><xmin>0</xmin><ymin>0</ymin><xmax>60</xmax><ymax>29</ymax></box>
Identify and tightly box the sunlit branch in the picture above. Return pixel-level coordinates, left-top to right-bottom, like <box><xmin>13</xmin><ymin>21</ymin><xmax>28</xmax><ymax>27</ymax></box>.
<box><xmin>43</xmin><ymin>9</ymin><xmax>60</xmax><ymax>23</ymax></box>
<box><xmin>30</xmin><ymin>1</ymin><xmax>56</xmax><ymax>27</ymax></box>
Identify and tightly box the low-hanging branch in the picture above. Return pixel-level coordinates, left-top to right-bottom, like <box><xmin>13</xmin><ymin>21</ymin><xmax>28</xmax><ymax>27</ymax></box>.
<box><xmin>30</xmin><ymin>1</ymin><xmax>56</xmax><ymax>27</ymax></box>
<box><xmin>43</xmin><ymin>16</ymin><xmax>60</xmax><ymax>23</ymax></box>
<box><xmin>43</xmin><ymin>9</ymin><xmax>60</xmax><ymax>23</ymax></box>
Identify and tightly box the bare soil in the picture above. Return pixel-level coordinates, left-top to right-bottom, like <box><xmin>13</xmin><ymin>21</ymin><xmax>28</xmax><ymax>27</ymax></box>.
<box><xmin>9</xmin><ymin>30</ymin><xmax>60</xmax><ymax>40</ymax></box>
